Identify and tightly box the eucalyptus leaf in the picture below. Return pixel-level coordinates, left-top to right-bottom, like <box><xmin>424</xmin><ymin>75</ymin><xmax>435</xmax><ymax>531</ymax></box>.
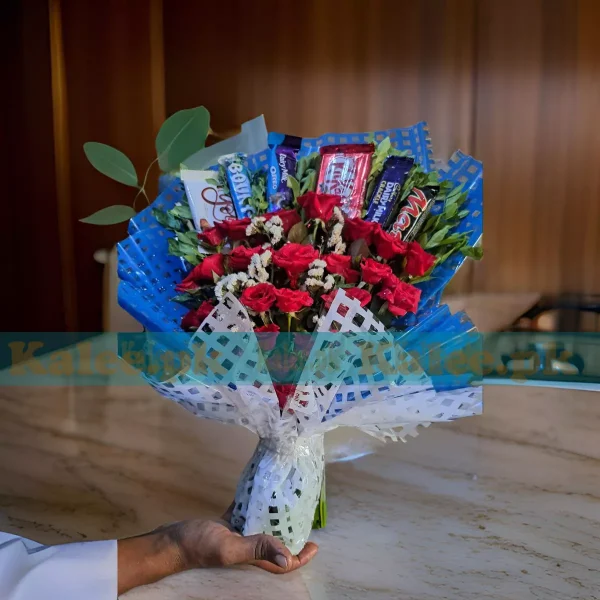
<box><xmin>79</xmin><ymin>204</ymin><xmax>136</xmax><ymax>225</ymax></box>
<box><xmin>350</xmin><ymin>238</ymin><xmax>370</xmax><ymax>260</ymax></box>
<box><xmin>287</xmin><ymin>221</ymin><xmax>309</xmax><ymax>244</ymax></box>
<box><xmin>83</xmin><ymin>142</ymin><xmax>138</xmax><ymax>187</ymax></box>
<box><xmin>156</xmin><ymin>106</ymin><xmax>210</xmax><ymax>172</ymax></box>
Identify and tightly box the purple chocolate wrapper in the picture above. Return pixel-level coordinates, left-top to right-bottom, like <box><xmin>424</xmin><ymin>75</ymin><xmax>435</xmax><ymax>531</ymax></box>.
<box><xmin>365</xmin><ymin>155</ymin><xmax>414</xmax><ymax>224</ymax></box>
<box><xmin>267</xmin><ymin>145</ymin><xmax>298</xmax><ymax>211</ymax></box>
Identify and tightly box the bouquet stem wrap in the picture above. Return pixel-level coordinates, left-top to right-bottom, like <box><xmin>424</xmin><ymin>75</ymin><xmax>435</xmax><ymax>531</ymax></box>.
<box><xmin>231</xmin><ymin>434</ymin><xmax>325</xmax><ymax>555</ymax></box>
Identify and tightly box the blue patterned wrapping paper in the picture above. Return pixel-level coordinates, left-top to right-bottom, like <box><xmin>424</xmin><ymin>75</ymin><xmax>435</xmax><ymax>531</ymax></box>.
<box><xmin>117</xmin><ymin>124</ymin><xmax>482</xmax><ymax>338</ymax></box>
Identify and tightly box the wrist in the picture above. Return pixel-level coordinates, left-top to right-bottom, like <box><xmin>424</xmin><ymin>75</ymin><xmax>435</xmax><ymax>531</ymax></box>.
<box><xmin>117</xmin><ymin>526</ymin><xmax>187</xmax><ymax>595</ymax></box>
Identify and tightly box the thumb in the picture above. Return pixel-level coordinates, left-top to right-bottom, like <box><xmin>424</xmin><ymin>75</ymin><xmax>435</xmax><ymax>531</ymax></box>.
<box><xmin>228</xmin><ymin>534</ymin><xmax>292</xmax><ymax>570</ymax></box>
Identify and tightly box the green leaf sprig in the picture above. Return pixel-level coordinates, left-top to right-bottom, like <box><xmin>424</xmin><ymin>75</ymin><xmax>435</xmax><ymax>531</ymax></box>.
<box><xmin>248</xmin><ymin>170</ymin><xmax>269</xmax><ymax>214</ymax></box>
<box><xmin>81</xmin><ymin>106</ymin><xmax>211</xmax><ymax>225</ymax></box>
<box><xmin>410</xmin><ymin>182</ymin><xmax>483</xmax><ymax>282</ymax></box>
<box><xmin>296</xmin><ymin>152</ymin><xmax>319</xmax><ymax>195</ymax></box>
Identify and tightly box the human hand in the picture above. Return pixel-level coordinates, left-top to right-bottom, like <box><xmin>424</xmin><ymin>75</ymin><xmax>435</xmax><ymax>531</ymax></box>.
<box><xmin>118</xmin><ymin>506</ymin><xmax>318</xmax><ymax>594</ymax></box>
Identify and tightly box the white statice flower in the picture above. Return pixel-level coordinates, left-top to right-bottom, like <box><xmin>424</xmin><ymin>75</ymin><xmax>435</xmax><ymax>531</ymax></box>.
<box><xmin>215</xmin><ymin>273</ymin><xmax>248</xmax><ymax>300</ymax></box>
<box><xmin>333</xmin><ymin>206</ymin><xmax>345</xmax><ymax>223</ymax></box>
<box><xmin>230</xmin><ymin>325</ymin><xmax>240</xmax><ymax>333</ymax></box>
<box><xmin>249</xmin><ymin>253</ymin><xmax>270</xmax><ymax>283</ymax></box>
<box><xmin>327</xmin><ymin>222</ymin><xmax>346</xmax><ymax>254</ymax></box>
<box><xmin>245</xmin><ymin>279</ymin><xmax>258</xmax><ymax>287</ymax></box>
<box><xmin>310</xmin><ymin>259</ymin><xmax>327</xmax><ymax>269</ymax></box>
<box><xmin>323</xmin><ymin>275</ymin><xmax>335</xmax><ymax>291</ymax></box>
<box><xmin>304</xmin><ymin>277</ymin><xmax>324</xmax><ymax>288</ymax></box>
<box><xmin>260</xmin><ymin>249</ymin><xmax>272</xmax><ymax>267</ymax></box>
<box><xmin>333</xmin><ymin>239</ymin><xmax>346</xmax><ymax>254</ymax></box>
<box><xmin>308</xmin><ymin>267</ymin><xmax>324</xmax><ymax>278</ymax></box>
<box><xmin>246</xmin><ymin>216</ymin><xmax>266</xmax><ymax>236</ymax></box>
<box><xmin>264</xmin><ymin>217</ymin><xmax>284</xmax><ymax>245</ymax></box>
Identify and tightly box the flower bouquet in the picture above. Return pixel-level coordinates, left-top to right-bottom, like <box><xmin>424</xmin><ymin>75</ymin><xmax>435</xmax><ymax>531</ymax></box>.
<box><xmin>86</xmin><ymin>111</ymin><xmax>483</xmax><ymax>553</ymax></box>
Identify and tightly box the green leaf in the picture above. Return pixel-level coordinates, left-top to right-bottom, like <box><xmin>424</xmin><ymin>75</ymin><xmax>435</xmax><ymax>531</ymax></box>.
<box><xmin>83</xmin><ymin>142</ymin><xmax>138</xmax><ymax>187</ymax></box>
<box><xmin>206</xmin><ymin>178</ymin><xmax>219</xmax><ymax>186</ymax></box>
<box><xmin>156</xmin><ymin>106</ymin><xmax>210</xmax><ymax>172</ymax></box>
<box><xmin>424</xmin><ymin>226</ymin><xmax>450</xmax><ymax>249</ymax></box>
<box><xmin>287</xmin><ymin>175</ymin><xmax>301</xmax><ymax>200</ymax></box>
<box><xmin>79</xmin><ymin>204</ymin><xmax>136</xmax><ymax>225</ymax></box>
<box><xmin>172</xmin><ymin>293</ymin><xmax>193</xmax><ymax>304</ymax></box>
<box><xmin>170</xmin><ymin>203</ymin><xmax>193</xmax><ymax>220</ymax></box>
<box><xmin>444</xmin><ymin>203</ymin><xmax>458</xmax><ymax>219</ymax></box>
<box><xmin>287</xmin><ymin>221</ymin><xmax>309</xmax><ymax>244</ymax></box>
<box><xmin>460</xmin><ymin>246</ymin><xmax>484</xmax><ymax>260</ymax></box>
<box><xmin>300</xmin><ymin>170</ymin><xmax>317</xmax><ymax>194</ymax></box>
<box><xmin>458</xmin><ymin>209</ymin><xmax>470</xmax><ymax>218</ymax></box>
<box><xmin>422</xmin><ymin>214</ymin><xmax>441</xmax><ymax>234</ymax></box>
<box><xmin>153</xmin><ymin>208</ymin><xmax>183</xmax><ymax>231</ymax></box>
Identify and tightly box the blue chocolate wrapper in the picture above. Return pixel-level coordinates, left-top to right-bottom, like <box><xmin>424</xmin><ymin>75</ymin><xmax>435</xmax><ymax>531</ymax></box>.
<box><xmin>365</xmin><ymin>155</ymin><xmax>414</xmax><ymax>224</ymax></box>
<box><xmin>267</xmin><ymin>146</ymin><xmax>298</xmax><ymax>211</ymax></box>
<box><xmin>218</xmin><ymin>153</ymin><xmax>255</xmax><ymax>218</ymax></box>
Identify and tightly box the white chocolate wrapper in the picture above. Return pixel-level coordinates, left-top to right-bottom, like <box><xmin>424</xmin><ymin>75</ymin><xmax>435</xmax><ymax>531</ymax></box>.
<box><xmin>146</xmin><ymin>291</ymin><xmax>482</xmax><ymax>551</ymax></box>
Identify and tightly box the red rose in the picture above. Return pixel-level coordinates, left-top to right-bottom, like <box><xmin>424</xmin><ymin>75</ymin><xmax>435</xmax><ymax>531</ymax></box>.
<box><xmin>275</xmin><ymin>288</ymin><xmax>314</xmax><ymax>313</ymax></box>
<box><xmin>322</xmin><ymin>287</ymin><xmax>372</xmax><ymax>309</ymax></box>
<box><xmin>264</xmin><ymin>209</ymin><xmax>301</xmax><ymax>234</ymax></box>
<box><xmin>273</xmin><ymin>243</ymin><xmax>320</xmax><ymax>287</ymax></box>
<box><xmin>372</xmin><ymin>224</ymin><xmax>409</xmax><ymax>260</ymax></box>
<box><xmin>343</xmin><ymin>217</ymin><xmax>377</xmax><ymax>244</ymax></box>
<box><xmin>360</xmin><ymin>258</ymin><xmax>393</xmax><ymax>284</ymax></box>
<box><xmin>180</xmin><ymin>301</ymin><xmax>214</xmax><ymax>330</ymax></box>
<box><xmin>273</xmin><ymin>383</ymin><xmax>296</xmax><ymax>410</ymax></box>
<box><xmin>215</xmin><ymin>217</ymin><xmax>251</xmax><ymax>241</ymax></box>
<box><xmin>324</xmin><ymin>254</ymin><xmax>359</xmax><ymax>283</ymax></box>
<box><xmin>382</xmin><ymin>273</ymin><xmax>400</xmax><ymax>290</ymax></box>
<box><xmin>377</xmin><ymin>280</ymin><xmax>421</xmax><ymax>316</ymax></box>
<box><xmin>228</xmin><ymin>245</ymin><xmax>263</xmax><ymax>272</ymax></box>
<box><xmin>197</xmin><ymin>226</ymin><xmax>224</xmax><ymax>246</ymax></box>
<box><xmin>175</xmin><ymin>254</ymin><xmax>225</xmax><ymax>291</ymax></box>
<box><xmin>405</xmin><ymin>241</ymin><xmax>436</xmax><ymax>277</ymax></box>
<box><xmin>297</xmin><ymin>192</ymin><xmax>342</xmax><ymax>222</ymax></box>
<box><xmin>255</xmin><ymin>323</ymin><xmax>280</xmax><ymax>353</ymax></box>
<box><xmin>240</xmin><ymin>282</ymin><xmax>277</xmax><ymax>312</ymax></box>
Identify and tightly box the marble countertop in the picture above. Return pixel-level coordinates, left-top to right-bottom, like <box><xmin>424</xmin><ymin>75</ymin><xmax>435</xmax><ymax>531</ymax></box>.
<box><xmin>0</xmin><ymin>383</ymin><xmax>598</xmax><ymax>599</ymax></box>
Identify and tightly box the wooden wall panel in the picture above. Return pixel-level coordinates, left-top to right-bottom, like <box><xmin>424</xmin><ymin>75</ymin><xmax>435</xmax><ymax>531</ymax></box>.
<box><xmin>2</xmin><ymin>0</ymin><xmax>66</xmax><ymax>331</ymax></box>
<box><xmin>164</xmin><ymin>0</ymin><xmax>476</xmax><ymax>161</ymax></box>
<box><xmin>59</xmin><ymin>0</ymin><xmax>165</xmax><ymax>330</ymax></box>
<box><xmin>473</xmin><ymin>0</ymin><xmax>600</xmax><ymax>295</ymax></box>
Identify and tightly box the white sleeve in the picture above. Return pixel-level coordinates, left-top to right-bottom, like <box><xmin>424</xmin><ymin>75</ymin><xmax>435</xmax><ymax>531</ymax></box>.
<box><xmin>0</xmin><ymin>532</ymin><xmax>117</xmax><ymax>600</ymax></box>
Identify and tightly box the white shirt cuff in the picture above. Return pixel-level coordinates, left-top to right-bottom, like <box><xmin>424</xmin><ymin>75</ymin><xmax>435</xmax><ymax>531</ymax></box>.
<box><xmin>0</xmin><ymin>535</ymin><xmax>117</xmax><ymax>600</ymax></box>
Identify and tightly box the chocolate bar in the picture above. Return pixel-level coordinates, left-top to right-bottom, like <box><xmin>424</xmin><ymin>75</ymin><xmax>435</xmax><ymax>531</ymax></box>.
<box><xmin>389</xmin><ymin>186</ymin><xmax>439</xmax><ymax>241</ymax></box>
<box><xmin>365</xmin><ymin>155</ymin><xmax>414</xmax><ymax>224</ymax></box>
<box><xmin>218</xmin><ymin>153</ymin><xmax>255</xmax><ymax>218</ymax></box>
<box><xmin>180</xmin><ymin>169</ymin><xmax>236</xmax><ymax>231</ymax></box>
<box><xmin>267</xmin><ymin>138</ymin><xmax>301</xmax><ymax>211</ymax></box>
<box><xmin>317</xmin><ymin>143</ymin><xmax>374</xmax><ymax>218</ymax></box>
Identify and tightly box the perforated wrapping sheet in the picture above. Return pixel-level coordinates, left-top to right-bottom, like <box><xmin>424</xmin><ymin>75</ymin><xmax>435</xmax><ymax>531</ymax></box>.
<box><xmin>143</xmin><ymin>291</ymin><xmax>481</xmax><ymax>551</ymax></box>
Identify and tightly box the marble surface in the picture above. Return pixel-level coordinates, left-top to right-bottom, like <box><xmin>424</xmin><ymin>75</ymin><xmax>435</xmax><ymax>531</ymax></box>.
<box><xmin>0</xmin><ymin>383</ymin><xmax>598</xmax><ymax>599</ymax></box>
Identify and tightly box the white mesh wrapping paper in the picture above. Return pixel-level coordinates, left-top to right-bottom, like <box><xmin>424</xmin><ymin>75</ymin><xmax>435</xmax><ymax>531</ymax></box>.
<box><xmin>230</xmin><ymin>434</ymin><xmax>324</xmax><ymax>555</ymax></box>
<box><xmin>145</xmin><ymin>291</ymin><xmax>482</xmax><ymax>551</ymax></box>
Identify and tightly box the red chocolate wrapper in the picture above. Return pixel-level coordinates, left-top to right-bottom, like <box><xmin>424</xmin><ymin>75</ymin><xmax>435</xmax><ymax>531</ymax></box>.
<box><xmin>389</xmin><ymin>186</ymin><xmax>439</xmax><ymax>241</ymax></box>
<box><xmin>317</xmin><ymin>143</ymin><xmax>374</xmax><ymax>218</ymax></box>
